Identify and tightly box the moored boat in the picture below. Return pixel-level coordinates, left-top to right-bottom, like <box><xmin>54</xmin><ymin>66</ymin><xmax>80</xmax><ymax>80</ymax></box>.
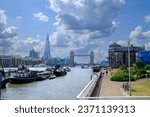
<box><xmin>63</xmin><ymin>66</ymin><xmax>71</xmax><ymax>72</ymax></box>
<box><xmin>49</xmin><ymin>74</ymin><xmax>56</xmax><ymax>79</ymax></box>
<box><xmin>53</xmin><ymin>65</ymin><xmax>67</xmax><ymax>77</ymax></box>
<box><xmin>36</xmin><ymin>71</ymin><xmax>51</xmax><ymax>81</ymax></box>
<box><xmin>53</xmin><ymin>68</ymin><xmax>67</xmax><ymax>77</ymax></box>
<box><xmin>10</xmin><ymin>65</ymin><xmax>37</xmax><ymax>84</ymax></box>
<box><xmin>10</xmin><ymin>71</ymin><xmax>36</xmax><ymax>84</ymax></box>
<box><xmin>0</xmin><ymin>67</ymin><xmax>5</xmax><ymax>79</ymax></box>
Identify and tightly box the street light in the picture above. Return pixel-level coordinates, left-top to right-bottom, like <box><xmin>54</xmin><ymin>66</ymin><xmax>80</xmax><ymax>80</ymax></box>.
<box><xmin>115</xmin><ymin>52</ymin><xmax>118</xmax><ymax>68</ymax></box>
<box><xmin>128</xmin><ymin>40</ymin><xmax>131</xmax><ymax>96</ymax></box>
<box><xmin>145</xmin><ymin>74</ymin><xmax>148</xmax><ymax>82</ymax></box>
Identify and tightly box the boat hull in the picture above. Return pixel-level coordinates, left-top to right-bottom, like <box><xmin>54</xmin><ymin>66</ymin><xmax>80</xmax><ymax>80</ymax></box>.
<box><xmin>10</xmin><ymin>77</ymin><xmax>36</xmax><ymax>84</ymax></box>
<box><xmin>53</xmin><ymin>71</ymin><xmax>67</xmax><ymax>77</ymax></box>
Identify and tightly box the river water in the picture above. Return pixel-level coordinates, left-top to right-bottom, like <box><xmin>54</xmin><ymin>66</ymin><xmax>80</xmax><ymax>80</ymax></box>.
<box><xmin>1</xmin><ymin>67</ymin><xmax>92</xmax><ymax>100</ymax></box>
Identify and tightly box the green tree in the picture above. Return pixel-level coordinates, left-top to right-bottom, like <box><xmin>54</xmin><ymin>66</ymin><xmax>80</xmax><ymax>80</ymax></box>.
<box><xmin>135</xmin><ymin>61</ymin><xmax>146</xmax><ymax>69</ymax></box>
<box><xmin>132</xmin><ymin>63</ymin><xmax>138</xmax><ymax>73</ymax></box>
<box><xmin>119</xmin><ymin>65</ymin><xmax>127</xmax><ymax>71</ymax></box>
<box><xmin>145</xmin><ymin>65</ymin><xmax>150</xmax><ymax>70</ymax></box>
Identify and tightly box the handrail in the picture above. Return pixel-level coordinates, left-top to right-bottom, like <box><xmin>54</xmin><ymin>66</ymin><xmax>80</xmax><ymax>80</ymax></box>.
<box><xmin>76</xmin><ymin>96</ymin><xmax>150</xmax><ymax>100</ymax></box>
<box><xmin>76</xmin><ymin>70</ymin><xmax>150</xmax><ymax>100</ymax></box>
<box><xmin>76</xmin><ymin>72</ymin><xmax>101</xmax><ymax>99</ymax></box>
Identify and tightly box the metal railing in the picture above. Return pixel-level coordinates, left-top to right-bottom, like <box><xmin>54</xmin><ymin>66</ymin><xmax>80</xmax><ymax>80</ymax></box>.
<box><xmin>77</xmin><ymin>96</ymin><xmax>150</xmax><ymax>100</ymax></box>
<box><xmin>76</xmin><ymin>71</ymin><xmax>150</xmax><ymax>100</ymax></box>
<box><xmin>76</xmin><ymin>72</ymin><xmax>101</xmax><ymax>99</ymax></box>
<box><xmin>0</xmin><ymin>76</ymin><xmax>2</xmax><ymax>100</ymax></box>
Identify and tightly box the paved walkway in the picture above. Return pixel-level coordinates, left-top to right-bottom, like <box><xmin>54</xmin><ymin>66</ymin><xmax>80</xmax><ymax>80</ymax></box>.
<box><xmin>99</xmin><ymin>70</ymin><xmax>124</xmax><ymax>96</ymax></box>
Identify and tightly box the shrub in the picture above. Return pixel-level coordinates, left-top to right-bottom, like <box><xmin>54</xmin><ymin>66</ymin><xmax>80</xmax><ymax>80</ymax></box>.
<box><xmin>145</xmin><ymin>65</ymin><xmax>150</xmax><ymax>70</ymax></box>
<box><xmin>119</xmin><ymin>65</ymin><xmax>127</xmax><ymax>72</ymax></box>
<box><xmin>111</xmin><ymin>69</ymin><xmax>125</xmax><ymax>75</ymax></box>
<box><xmin>148</xmin><ymin>73</ymin><xmax>150</xmax><ymax>78</ymax></box>
<box><xmin>133</xmin><ymin>70</ymin><xmax>147</xmax><ymax>79</ymax></box>
<box><xmin>133</xmin><ymin>74</ymin><xmax>140</xmax><ymax>80</ymax></box>
<box><xmin>111</xmin><ymin>73</ymin><xmax>135</xmax><ymax>81</ymax></box>
<box><xmin>131</xmin><ymin>64</ymin><xmax>138</xmax><ymax>74</ymax></box>
<box><xmin>138</xmin><ymin>69</ymin><xmax>147</xmax><ymax>74</ymax></box>
<box><xmin>135</xmin><ymin>61</ymin><xmax>146</xmax><ymax>69</ymax></box>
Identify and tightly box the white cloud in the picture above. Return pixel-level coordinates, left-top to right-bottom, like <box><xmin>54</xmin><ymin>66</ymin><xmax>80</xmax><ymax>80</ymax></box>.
<box><xmin>145</xmin><ymin>42</ymin><xmax>150</xmax><ymax>50</ymax></box>
<box><xmin>49</xmin><ymin>0</ymin><xmax>125</xmax><ymax>59</ymax></box>
<box><xmin>0</xmin><ymin>10</ymin><xmax>7</xmax><ymax>32</ymax></box>
<box><xmin>16</xmin><ymin>16</ymin><xmax>22</xmax><ymax>21</ymax></box>
<box><xmin>0</xmin><ymin>10</ymin><xmax>18</xmax><ymax>54</ymax></box>
<box><xmin>14</xmin><ymin>36</ymin><xmax>45</xmax><ymax>57</ymax></box>
<box><xmin>117</xmin><ymin>40</ymin><xmax>127</xmax><ymax>46</ymax></box>
<box><xmin>0</xmin><ymin>10</ymin><xmax>7</xmax><ymax>25</ymax></box>
<box><xmin>0</xmin><ymin>37</ymin><xmax>18</xmax><ymax>54</ymax></box>
<box><xmin>0</xmin><ymin>11</ymin><xmax>45</xmax><ymax>57</ymax></box>
<box><xmin>129</xmin><ymin>26</ymin><xmax>150</xmax><ymax>40</ymax></box>
<box><xmin>119</xmin><ymin>25</ymin><xmax>150</xmax><ymax>51</ymax></box>
<box><xmin>0</xmin><ymin>10</ymin><xmax>17</xmax><ymax>39</ymax></box>
<box><xmin>1</xmin><ymin>26</ymin><xmax>17</xmax><ymax>38</ymax></box>
<box><xmin>50</xmin><ymin>0</ymin><xmax>124</xmax><ymax>33</ymax></box>
<box><xmin>23</xmin><ymin>37</ymin><xmax>40</xmax><ymax>45</ymax></box>
<box><xmin>33</xmin><ymin>12</ymin><xmax>49</xmax><ymax>22</ymax></box>
<box><xmin>145</xmin><ymin>15</ymin><xmax>150</xmax><ymax>23</ymax></box>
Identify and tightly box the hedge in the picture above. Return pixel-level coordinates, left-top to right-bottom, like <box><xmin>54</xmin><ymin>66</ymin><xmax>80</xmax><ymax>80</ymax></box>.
<box><xmin>145</xmin><ymin>65</ymin><xmax>150</xmax><ymax>70</ymax></box>
<box><xmin>111</xmin><ymin>73</ymin><xmax>135</xmax><ymax>81</ymax></box>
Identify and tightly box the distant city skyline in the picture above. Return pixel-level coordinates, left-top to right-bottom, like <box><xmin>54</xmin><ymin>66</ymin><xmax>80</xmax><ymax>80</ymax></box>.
<box><xmin>0</xmin><ymin>0</ymin><xmax>150</xmax><ymax>62</ymax></box>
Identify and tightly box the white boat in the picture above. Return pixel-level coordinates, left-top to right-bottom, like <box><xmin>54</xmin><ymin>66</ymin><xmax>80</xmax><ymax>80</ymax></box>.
<box><xmin>49</xmin><ymin>74</ymin><xmax>56</xmax><ymax>79</ymax></box>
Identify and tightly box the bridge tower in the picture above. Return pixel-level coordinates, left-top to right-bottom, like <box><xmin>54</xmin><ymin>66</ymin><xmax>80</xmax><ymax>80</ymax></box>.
<box><xmin>90</xmin><ymin>51</ymin><xmax>94</xmax><ymax>65</ymax></box>
<box><xmin>70</xmin><ymin>51</ymin><xmax>74</xmax><ymax>66</ymax></box>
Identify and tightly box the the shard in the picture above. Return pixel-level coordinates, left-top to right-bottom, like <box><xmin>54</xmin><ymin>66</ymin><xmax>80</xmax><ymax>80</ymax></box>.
<box><xmin>44</xmin><ymin>33</ymin><xmax>50</xmax><ymax>63</ymax></box>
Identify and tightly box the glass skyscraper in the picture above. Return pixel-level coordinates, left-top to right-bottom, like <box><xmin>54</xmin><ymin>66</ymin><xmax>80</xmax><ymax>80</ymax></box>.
<box><xmin>44</xmin><ymin>33</ymin><xmax>50</xmax><ymax>64</ymax></box>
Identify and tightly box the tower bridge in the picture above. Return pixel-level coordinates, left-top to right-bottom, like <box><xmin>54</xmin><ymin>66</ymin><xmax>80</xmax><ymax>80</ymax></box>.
<box><xmin>70</xmin><ymin>51</ymin><xmax>94</xmax><ymax>66</ymax></box>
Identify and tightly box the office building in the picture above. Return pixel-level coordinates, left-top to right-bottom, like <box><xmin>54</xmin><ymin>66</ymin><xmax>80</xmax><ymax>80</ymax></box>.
<box><xmin>108</xmin><ymin>43</ymin><xmax>145</xmax><ymax>68</ymax></box>
<box><xmin>136</xmin><ymin>51</ymin><xmax>150</xmax><ymax>64</ymax></box>
<box><xmin>43</xmin><ymin>33</ymin><xmax>51</xmax><ymax>64</ymax></box>
<box><xmin>29</xmin><ymin>48</ymin><xmax>39</xmax><ymax>58</ymax></box>
<box><xmin>0</xmin><ymin>55</ymin><xmax>22</xmax><ymax>67</ymax></box>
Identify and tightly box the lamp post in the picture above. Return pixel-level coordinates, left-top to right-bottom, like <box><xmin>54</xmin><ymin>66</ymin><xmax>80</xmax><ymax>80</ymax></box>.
<box><xmin>128</xmin><ymin>40</ymin><xmax>131</xmax><ymax>96</ymax></box>
<box><xmin>145</xmin><ymin>74</ymin><xmax>148</xmax><ymax>82</ymax></box>
<box><xmin>115</xmin><ymin>52</ymin><xmax>118</xmax><ymax>68</ymax></box>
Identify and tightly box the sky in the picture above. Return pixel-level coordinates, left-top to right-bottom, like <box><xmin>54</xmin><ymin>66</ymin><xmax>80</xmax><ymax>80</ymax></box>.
<box><xmin>0</xmin><ymin>0</ymin><xmax>150</xmax><ymax>63</ymax></box>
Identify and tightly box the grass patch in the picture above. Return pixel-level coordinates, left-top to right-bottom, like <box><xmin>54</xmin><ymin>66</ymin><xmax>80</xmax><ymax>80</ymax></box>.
<box><xmin>131</xmin><ymin>82</ymin><xmax>150</xmax><ymax>96</ymax></box>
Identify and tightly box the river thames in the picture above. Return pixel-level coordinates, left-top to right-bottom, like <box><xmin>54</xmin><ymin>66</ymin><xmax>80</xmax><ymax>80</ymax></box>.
<box><xmin>1</xmin><ymin>67</ymin><xmax>92</xmax><ymax>100</ymax></box>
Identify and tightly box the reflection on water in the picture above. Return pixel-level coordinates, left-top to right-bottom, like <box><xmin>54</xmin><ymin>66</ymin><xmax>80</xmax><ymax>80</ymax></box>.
<box><xmin>1</xmin><ymin>67</ymin><xmax>92</xmax><ymax>100</ymax></box>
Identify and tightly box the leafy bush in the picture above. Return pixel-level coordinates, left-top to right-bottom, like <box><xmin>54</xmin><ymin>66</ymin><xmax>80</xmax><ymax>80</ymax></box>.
<box><xmin>133</xmin><ymin>74</ymin><xmax>140</xmax><ymax>80</ymax></box>
<box><xmin>139</xmin><ymin>70</ymin><xmax>147</xmax><ymax>74</ymax></box>
<box><xmin>131</xmin><ymin>64</ymin><xmax>138</xmax><ymax>74</ymax></box>
<box><xmin>111</xmin><ymin>73</ymin><xmax>135</xmax><ymax>81</ymax></box>
<box><xmin>119</xmin><ymin>65</ymin><xmax>127</xmax><ymax>72</ymax></box>
<box><xmin>135</xmin><ymin>61</ymin><xmax>146</xmax><ymax>69</ymax></box>
<box><xmin>132</xmin><ymin>70</ymin><xmax>147</xmax><ymax>79</ymax></box>
<box><xmin>145</xmin><ymin>65</ymin><xmax>150</xmax><ymax>70</ymax></box>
